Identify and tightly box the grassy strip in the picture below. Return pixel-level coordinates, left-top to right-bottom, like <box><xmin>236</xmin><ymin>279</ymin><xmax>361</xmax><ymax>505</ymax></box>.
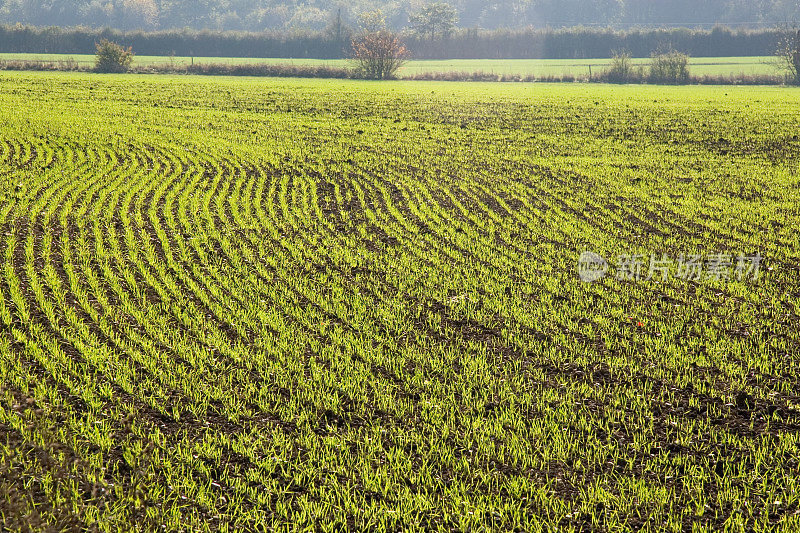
<box><xmin>402</xmin><ymin>70</ymin><xmax>789</xmax><ymax>85</ymax></box>
<box><xmin>0</xmin><ymin>59</ymin><xmax>356</xmax><ymax>78</ymax></box>
<box><xmin>0</xmin><ymin>58</ymin><xmax>791</xmax><ymax>84</ymax></box>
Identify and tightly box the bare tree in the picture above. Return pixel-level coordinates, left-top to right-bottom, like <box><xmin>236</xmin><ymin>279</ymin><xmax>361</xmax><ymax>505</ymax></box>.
<box><xmin>776</xmin><ymin>27</ymin><xmax>800</xmax><ymax>84</ymax></box>
<box><xmin>351</xmin><ymin>11</ymin><xmax>408</xmax><ymax>79</ymax></box>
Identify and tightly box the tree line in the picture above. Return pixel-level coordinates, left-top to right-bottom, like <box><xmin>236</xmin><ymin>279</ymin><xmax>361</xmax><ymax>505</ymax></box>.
<box><xmin>0</xmin><ymin>0</ymin><xmax>799</xmax><ymax>32</ymax></box>
<box><xmin>0</xmin><ymin>24</ymin><xmax>788</xmax><ymax>59</ymax></box>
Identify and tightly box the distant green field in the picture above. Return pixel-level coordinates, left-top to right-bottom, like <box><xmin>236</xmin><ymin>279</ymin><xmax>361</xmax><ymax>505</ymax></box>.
<box><xmin>0</xmin><ymin>53</ymin><xmax>779</xmax><ymax>76</ymax></box>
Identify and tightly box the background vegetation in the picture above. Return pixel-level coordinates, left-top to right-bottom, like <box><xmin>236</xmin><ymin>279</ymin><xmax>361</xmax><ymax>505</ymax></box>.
<box><xmin>0</xmin><ymin>0</ymin><xmax>799</xmax><ymax>32</ymax></box>
<box><xmin>0</xmin><ymin>24</ymin><xmax>792</xmax><ymax>60</ymax></box>
<box><xmin>93</xmin><ymin>38</ymin><xmax>134</xmax><ymax>73</ymax></box>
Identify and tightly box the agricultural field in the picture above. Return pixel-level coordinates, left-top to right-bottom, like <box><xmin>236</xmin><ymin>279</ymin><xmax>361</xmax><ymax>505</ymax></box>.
<box><xmin>0</xmin><ymin>52</ymin><xmax>779</xmax><ymax>77</ymax></box>
<box><xmin>0</xmin><ymin>72</ymin><xmax>799</xmax><ymax>531</ymax></box>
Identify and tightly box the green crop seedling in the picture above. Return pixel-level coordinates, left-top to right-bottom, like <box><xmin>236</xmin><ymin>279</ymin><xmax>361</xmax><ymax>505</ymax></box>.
<box><xmin>0</xmin><ymin>72</ymin><xmax>798</xmax><ymax>531</ymax></box>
